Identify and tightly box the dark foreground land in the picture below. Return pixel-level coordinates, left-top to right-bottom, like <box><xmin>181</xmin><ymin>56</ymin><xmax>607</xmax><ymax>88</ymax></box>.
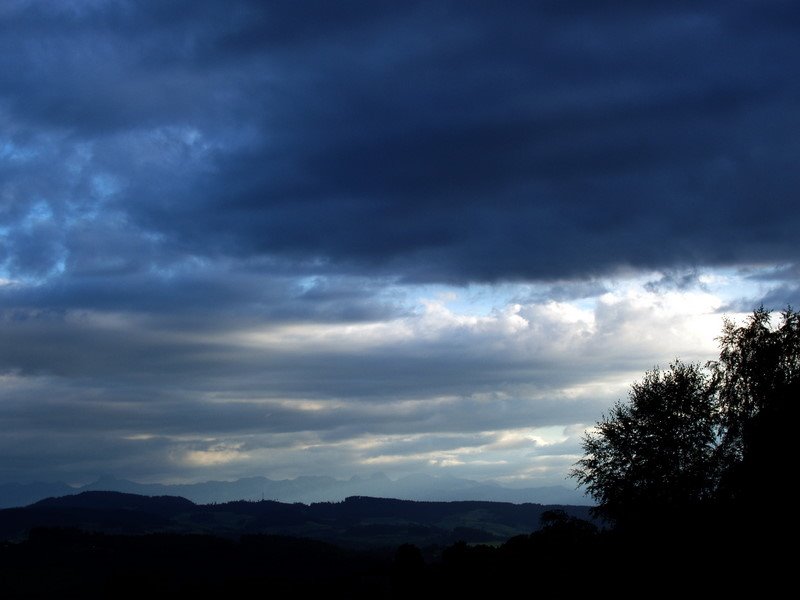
<box><xmin>0</xmin><ymin>516</ymin><xmax>790</xmax><ymax>599</ymax></box>
<box><xmin>0</xmin><ymin>492</ymin><xmax>791</xmax><ymax>598</ymax></box>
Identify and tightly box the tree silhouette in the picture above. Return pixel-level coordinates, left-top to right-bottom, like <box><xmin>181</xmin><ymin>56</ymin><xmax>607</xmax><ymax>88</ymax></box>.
<box><xmin>711</xmin><ymin>307</ymin><xmax>800</xmax><ymax>506</ymax></box>
<box><xmin>571</xmin><ymin>360</ymin><xmax>718</xmax><ymax>525</ymax></box>
<box><xmin>572</xmin><ymin>307</ymin><xmax>800</xmax><ymax>528</ymax></box>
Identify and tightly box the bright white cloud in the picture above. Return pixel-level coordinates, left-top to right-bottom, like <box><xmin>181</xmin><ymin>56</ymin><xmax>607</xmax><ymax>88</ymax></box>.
<box><xmin>179</xmin><ymin>442</ymin><xmax>250</xmax><ymax>467</ymax></box>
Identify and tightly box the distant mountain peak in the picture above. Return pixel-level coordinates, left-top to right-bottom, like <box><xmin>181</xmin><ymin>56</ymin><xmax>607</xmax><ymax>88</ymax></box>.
<box><xmin>0</xmin><ymin>473</ymin><xmax>590</xmax><ymax>509</ymax></box>
<box><xmin>93</xmin><ymin>474</ymin><xmax>120</xmax><ymax>484</ymax></box>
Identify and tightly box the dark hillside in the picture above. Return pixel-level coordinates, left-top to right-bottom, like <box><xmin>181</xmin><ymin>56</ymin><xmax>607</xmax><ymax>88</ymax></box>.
<box><xmin>0</xmin><ymin>491</ymin><xmax>591</xmax><ymax>549</ymax></box>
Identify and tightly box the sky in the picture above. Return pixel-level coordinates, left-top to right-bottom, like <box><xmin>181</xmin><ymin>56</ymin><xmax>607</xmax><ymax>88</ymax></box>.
<box><xmin>1</xmin><ymin>1</ymin><xmax>799</xmax><ymax>489</ymax></box>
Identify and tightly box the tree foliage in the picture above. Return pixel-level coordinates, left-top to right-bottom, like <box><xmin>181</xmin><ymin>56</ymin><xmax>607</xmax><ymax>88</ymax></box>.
<box><xmin>572</xmin><ymin>307</ymin><xmax>800</xmax><ymax>524</ymax></box>
<box><xmin>571</xmin><ymin>361</ymin><xmax>718</xmax><ymax>523</ymax></box>
<box><xmin>712</xmin><ymin>307</ymin><xmax>800</xmax><ymax>504</ymax></box>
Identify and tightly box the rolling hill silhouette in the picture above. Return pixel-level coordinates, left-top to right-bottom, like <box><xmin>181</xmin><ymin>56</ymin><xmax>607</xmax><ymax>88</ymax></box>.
<box><xmin>0</xmin><ymin>491</ymin><xmax>592</xmax><ymax>548</ymax></box>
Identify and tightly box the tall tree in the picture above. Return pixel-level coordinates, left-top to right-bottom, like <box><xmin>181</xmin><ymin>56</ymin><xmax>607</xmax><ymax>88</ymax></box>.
<box><xmin>571</xmin><ymin>360</ymin><xmax>718</xmax><ymax>525</ymax></box>
<box><xmin>712</xmin><ymin>307</ymin><xmax>800</xmax><ymax>505</ymax></box>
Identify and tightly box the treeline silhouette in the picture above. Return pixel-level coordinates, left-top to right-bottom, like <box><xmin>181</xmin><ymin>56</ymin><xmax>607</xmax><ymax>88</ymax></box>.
<box><xmin>5</xmin><ymin>505</ymin><xmax>786</xmax><ymax>598</ymax></box>
<box><xmin>0</xmin><ymin>493</ymin><xmax>591</xmax><ymax>546</ymax></box>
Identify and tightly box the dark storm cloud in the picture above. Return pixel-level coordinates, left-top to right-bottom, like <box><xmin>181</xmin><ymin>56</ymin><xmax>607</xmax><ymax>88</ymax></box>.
<box><xmin>644</xmin><ymin>269</ymin><xmax>706</xmax><ymax>294</ymax></box>
<box><xmin>756</xmin><ymin>285</ymin><xmax>800</xmax><ymax>310</ymax></box>
<box><xmin>0</xmin><ymin>1</ymin><xmax>795</xmax><ymax>485</ymax></box>
<box><xmin>721</xmin><ymin>263</ymin><xmax>800</xmax><ymax>311</ymax></box>
<box><xmin>760</xmin><ymin>265</ymin><xmax>800</xmax><ymax>309</ymax></box>
<box><xmin>2</xmin><ymin>1</ymin><xmax>799</xmax><ymax>289</ymax></box>
<box><xmin>0</xmin><ymin>269</ymin><xmax>405</xmax><ymax>322</ymax></box>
